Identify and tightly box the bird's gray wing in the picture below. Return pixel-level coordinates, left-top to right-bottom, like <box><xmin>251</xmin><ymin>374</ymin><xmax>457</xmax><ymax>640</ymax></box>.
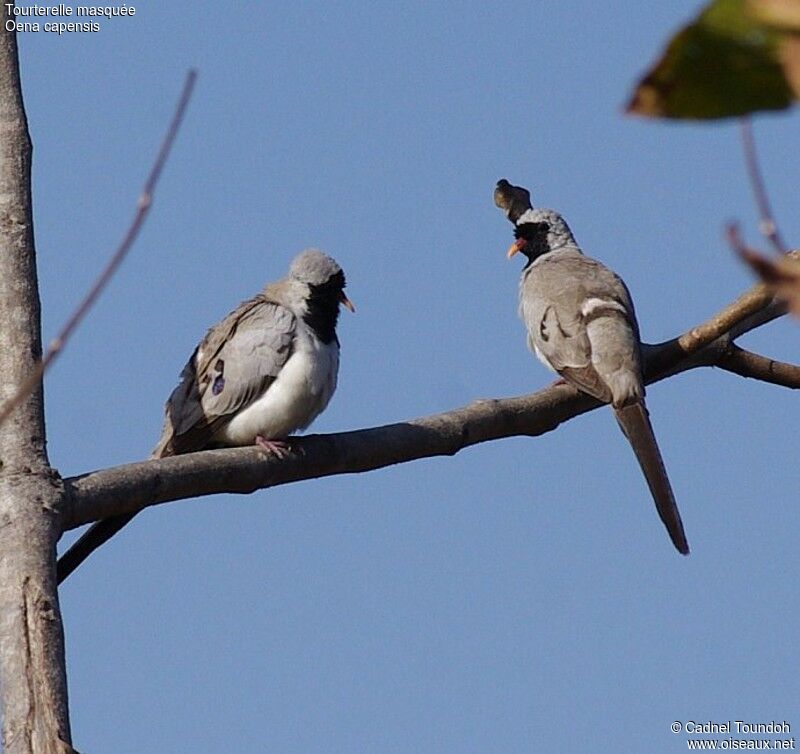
<box><xmin>60</xmin><ymin>297</ymin><xmax>298</xmax><ymax>584</ymax></box>
<box><xmin>523</xmin><ymin>253</ymin><xmax>689</xmax><ymax>553</ymax></box>
<box><xmin>154</xmin><ymin>295</ymin><xmax>296</xmax><ymax>456</ymax></box>
<box><xmin>522</xmin><ymin>253</ymin><xmax>641</xmax><ymax>405</ymax></box>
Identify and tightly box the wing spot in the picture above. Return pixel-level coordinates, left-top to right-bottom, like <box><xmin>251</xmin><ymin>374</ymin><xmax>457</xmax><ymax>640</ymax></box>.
<box><xmin>539</xmin><ymin>318</ymin><xmax>549</xmax><ymax>342</ymax></box>
<box><xmin>539</xmin><ymin>305</ymin><xmax>556</xmax><ymax>342</ymax></box>
<box><xmin>212</xmin><ymin>359</ymin><xmax>225</xmax><ymax>395</ymax></box>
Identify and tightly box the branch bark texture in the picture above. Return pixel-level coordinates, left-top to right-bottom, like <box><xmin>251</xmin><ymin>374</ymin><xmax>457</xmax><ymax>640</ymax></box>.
<box><xmin>0</xmin><ymin>14</ymin><xmax>74</xmax><ymax>754</ymax></box>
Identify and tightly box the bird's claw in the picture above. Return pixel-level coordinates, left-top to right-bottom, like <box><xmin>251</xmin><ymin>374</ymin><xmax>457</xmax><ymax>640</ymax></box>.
<box><xmin>254</xmin><ymin>436</ymin><xmax>291</xmax><ymax>458</ymax></box>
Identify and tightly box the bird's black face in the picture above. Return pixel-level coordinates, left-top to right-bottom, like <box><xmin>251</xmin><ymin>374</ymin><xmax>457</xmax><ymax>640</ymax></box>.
<box><xmin>304</xmin><ymin>269</ymin><xmax>351</xmax><ymax>344</ymax></box>
<box><xmin>509</xmin><ymin>221</ymin><xmax>551</xmax><ymax>266</ymax></box>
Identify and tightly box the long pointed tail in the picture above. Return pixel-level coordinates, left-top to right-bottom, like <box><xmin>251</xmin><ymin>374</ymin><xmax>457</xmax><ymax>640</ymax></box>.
<box><xmin>57</xmin><ymin>513</ymin><xmax>138</xmax><ymax>584</ymax></box>
<box><xmin>614</xmin><ymin>401</ymin><xmax>689</xmax><ymax>555</ymax></box>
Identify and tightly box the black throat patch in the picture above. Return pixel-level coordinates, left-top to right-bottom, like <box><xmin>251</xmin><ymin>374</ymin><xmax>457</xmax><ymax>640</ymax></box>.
<box><xmin>302</xmin><ymin>269</ymin><xmax>345</xmax><ymax>344</ymax></box>
<box><xmin>515</xmin><ymin>221</ymin><xmax>551</xmax><ymax>266</ymax></box>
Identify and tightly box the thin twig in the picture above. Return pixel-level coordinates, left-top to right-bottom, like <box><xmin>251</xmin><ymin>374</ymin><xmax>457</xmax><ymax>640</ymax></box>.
<box><xmin>725</xmin><ymin>222</ymin><xmax>759</xmax><ymax>258</ymax></box>
<box><xmin>717</xmin><ymin>346</ymin><xmax>800</xmax><ymax>389</ymax></box>
<box><xmin>739</xmin><ymin>118</ymin><xmax>786</xmax><ymax>253</ymax></box>
<box><xmin>0</xmin><ymin>69</ymin><xmax>198</xmax><ymax>429</ymax></box>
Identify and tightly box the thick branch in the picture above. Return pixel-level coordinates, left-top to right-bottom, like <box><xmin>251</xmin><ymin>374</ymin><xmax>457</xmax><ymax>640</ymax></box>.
<box><xmin>63</xmin><ymin>269</ymin><xmax>789</xmax><ymax>533</ymax></box>
<box><xmin>0</xmin><ymin>11</ymin><xmax>73</xmax><ymax>754</ymax></box>
<box><xmin>61</xmin><ymin>265</ymin><xmax>793</xmax><ymax>534</ymax></box>
<box><xmin>63</xmin><ymin>386</ymin><xmax>598</xmax><ymax>530</ymax></box>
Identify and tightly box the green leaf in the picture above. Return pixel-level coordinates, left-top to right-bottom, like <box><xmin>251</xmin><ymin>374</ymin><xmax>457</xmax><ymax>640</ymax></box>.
<box><xmin>627</xmin><ymin>0</ymin><xmax>797</xmax><ymax>120</ymax></box>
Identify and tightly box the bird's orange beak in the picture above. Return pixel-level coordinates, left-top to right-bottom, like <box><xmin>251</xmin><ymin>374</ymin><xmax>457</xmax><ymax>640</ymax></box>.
<box><xmin>339</xmin><ymin>291</ymin><xmax>355</xmax><ymax>313</ymax></box>
<box><xmin>507</xmin><ymin>238</ymin><xmax>526</xmax><ymax>259</ymax></box>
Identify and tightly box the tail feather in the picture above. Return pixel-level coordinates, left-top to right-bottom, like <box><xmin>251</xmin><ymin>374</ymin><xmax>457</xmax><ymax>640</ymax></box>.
<box><xmin>614</xmin><ymin>401</ymin><xmax>689</xmax><ymax>555</ymax></box>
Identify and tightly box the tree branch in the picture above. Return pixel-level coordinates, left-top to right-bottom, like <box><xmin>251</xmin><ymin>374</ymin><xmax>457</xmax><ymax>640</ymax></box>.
<box><xmin>62</xmin><ymin>386</ymin><xmax>597</xmax><ymax>530</ymax></box>
<box><xmin>0</xmin><ymin>12</ymin><xmax>74</xmax><ymax>753</ymax></box>
<box><xmin>641</xmin><ymin>281</ymin><xmax>774</xmax><ymax>378</ymax></box>
<box><xmin>61</xmin><ymin>275</ymin><xmax>792</xmax><ymax>533</ymax></box>
<box><xmin>716</xmin><ymin>346</ymin><xmax>800</xmax><ymax>388</ymax></box>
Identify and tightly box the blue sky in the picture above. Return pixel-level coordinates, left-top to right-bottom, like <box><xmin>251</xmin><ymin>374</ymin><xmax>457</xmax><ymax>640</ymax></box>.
<box><xmin>16</xmin><ymin>2</ymin><xmax>800</xmax><ymax>752</ymax></box>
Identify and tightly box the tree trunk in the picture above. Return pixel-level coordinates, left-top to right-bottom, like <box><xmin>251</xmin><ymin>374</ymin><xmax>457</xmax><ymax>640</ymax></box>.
<box><xmin>0</xmin><ymin>12</ymin><xmax>73</xmax><ymax>754</ymax></box>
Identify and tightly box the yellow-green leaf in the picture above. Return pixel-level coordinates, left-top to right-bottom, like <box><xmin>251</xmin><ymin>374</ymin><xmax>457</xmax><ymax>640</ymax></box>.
<box><xmin>627</xmin><ymin>0</ymin><xmax>797</xmax><ymax>119</ymax></box>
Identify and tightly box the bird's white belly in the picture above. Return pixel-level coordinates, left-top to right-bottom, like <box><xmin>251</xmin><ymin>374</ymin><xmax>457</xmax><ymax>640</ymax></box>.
<box><xmin>217</xmin><ymin>338</ymin><xmax>338</xmax><ymax>446</ymax></box>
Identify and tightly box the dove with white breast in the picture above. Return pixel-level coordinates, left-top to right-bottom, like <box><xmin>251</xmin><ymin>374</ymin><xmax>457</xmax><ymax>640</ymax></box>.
<box><xmin>57</xmin><ymin>249</ymin><xmax>354</xmax><ymax>583</ymax></box>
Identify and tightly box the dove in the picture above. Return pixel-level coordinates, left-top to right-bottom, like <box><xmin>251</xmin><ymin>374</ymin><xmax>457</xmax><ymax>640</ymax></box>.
<box><xmin>57</xmin><ymin>249</ymin><xmax>353</xmax><ymax>583</ymax></box>
<box><xmin>494</xmin><ymin>179</ymin><xmax>689</xmax><ymax>554</ymax></box>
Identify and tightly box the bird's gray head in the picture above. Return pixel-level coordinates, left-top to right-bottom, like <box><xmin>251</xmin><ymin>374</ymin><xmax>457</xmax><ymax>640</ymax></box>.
<box><xmin>287</xmin><ymin>249</ymin><xmax>353</xmax><ymax>344</ymax></box>
<box><xmin>494</xmin><ymin>180</ymin><xmax>578</xmax><ymax>264</ymax></box>
<box><xmin>510</xmin><ymin>207</ymin><xmax>578</xmax><ymax>259</ymax></box>
<box><xmin>289</xmin><ymin>249</ymin><xmax>344</xmax><ymax>287</ymax></box>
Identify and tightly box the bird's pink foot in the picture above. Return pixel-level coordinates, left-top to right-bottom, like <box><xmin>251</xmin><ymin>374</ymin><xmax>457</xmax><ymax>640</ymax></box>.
<box><xmin>254</xmin><ymin>436</ymin><xmax>291</xmax><ymax>458</ymax></box>
<box><xmin>549</xmin><ymin>376</ymin><xmax>569</xmax><ymax>388</ymax></box>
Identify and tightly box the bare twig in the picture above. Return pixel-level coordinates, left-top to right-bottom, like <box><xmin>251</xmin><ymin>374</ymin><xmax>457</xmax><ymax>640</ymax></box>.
<box><xmin>725</xmin><ymin>222</ymin><xmax>760</xmax><ymax>258</ymax></box>
<box><xmin>0</xmin><ymin>69</ymin><xmax>197</xmax><ymax>429</ymax></box>
<box><xmin>717</xmin><ymin>346</ymin><xmax>800</xmax><ymax>388</ymax></box>
<box><xmin>739</xmin><ymin>118</ymin><xmax>787</xmax><ymax>253</ymax></box>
